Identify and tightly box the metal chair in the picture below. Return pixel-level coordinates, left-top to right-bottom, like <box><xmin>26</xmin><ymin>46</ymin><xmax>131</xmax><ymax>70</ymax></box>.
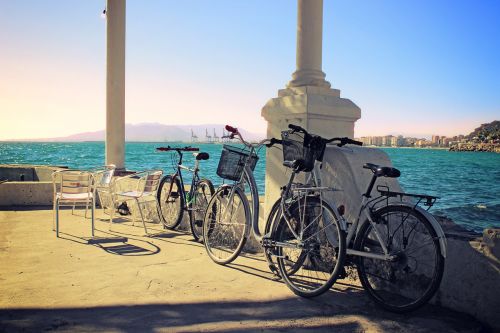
<box><xmin>109</xmin><ymin>170</ymin><xmax>163</xmax><ymax>235</ymax></box>
<box><xmin>91</xmin><ymin>164</ymin><xmax>116</xmax><ymax>215</ymax></box>
<box><xmin>52</xmin><ymin>170</ymin><xmax>95</xmax><ymax>237</ymax></box>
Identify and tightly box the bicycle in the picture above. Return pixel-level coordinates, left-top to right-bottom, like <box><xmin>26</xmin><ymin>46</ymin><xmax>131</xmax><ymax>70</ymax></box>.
<box><xmin>202</xmin><ymin>125</ymin><xmax>350</xmax><ymax>299</ymax></box>
<box><xmin>156</xmin><ymin>146</ymin><xmax>214</xmax><ymax>241</ymax></box>
<box><xmin>264</xmin><ymin>124</ymin><xmax>447</xmax><ymax>312</ymax></box>
<box><xmin>261</xmin><ymin>124</ymin><xmax>362</xmax><ymax>297</ymax></box>
<box><xmin>202</xmin><ymin>125</ymin><xmax>268</xmax><ymax>264</ymax></box>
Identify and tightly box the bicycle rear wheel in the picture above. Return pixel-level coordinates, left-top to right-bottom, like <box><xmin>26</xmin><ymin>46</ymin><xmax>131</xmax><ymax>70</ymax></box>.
<box><xmin>189</xmin><ymin>178</ymin><xmax>215</xmax><ymax>242</ymax></box>
<box><xmin>355</xmin><ymin>205</ymin><xmax>445</xmax><ymax>313</ymax></box>
<box><xmin>275</xmin><ymin>196</ymin><xmax>346</xmax><ymax>298</ymax></box>
<box><xmin>203</xmin><ymin>185</ymin><xmax>250</xmax><ymax>265</ymax></box>
<box><xmin>157</xmin><ymin>175</ymin><xmax>184</xmax><ymax>229</ymax></box>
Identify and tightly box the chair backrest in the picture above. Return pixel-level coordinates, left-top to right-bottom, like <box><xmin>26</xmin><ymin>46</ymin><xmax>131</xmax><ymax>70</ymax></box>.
<box><xmin>143</xmin><ymin>170</ymin><xmax>162</xmax><ymax>193</ymax></box>
<box><xmin>55</xmin><ymin>171</ymin><xmax>92</xmax><ymax>194</ymax></box>
<box><xmin>95</xmin><ymin>165</ymin><xmax>116</xmax><ymax>188</ymax></box>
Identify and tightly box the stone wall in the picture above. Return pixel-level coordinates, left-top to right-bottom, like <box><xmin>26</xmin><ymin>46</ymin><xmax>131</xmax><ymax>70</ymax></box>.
<box><xmin>0</xmin><ymin>165</ymin><xmax>66</xmax><ymax>206</ymax></box>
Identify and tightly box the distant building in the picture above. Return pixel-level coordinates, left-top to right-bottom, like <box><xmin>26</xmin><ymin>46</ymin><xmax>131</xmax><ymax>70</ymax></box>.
<box><xmin>356</xmin><ymin>133</ymin><xmax>460</xmax><ymax>148</ymax></box>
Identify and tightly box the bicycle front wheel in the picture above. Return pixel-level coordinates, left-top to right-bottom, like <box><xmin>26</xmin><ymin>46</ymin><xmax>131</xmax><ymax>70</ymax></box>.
<box><xmin>157</xmin><ymin>175</ymin><xmax>184</xmax><ymax>229</ymax></box>
<box><xmin>355</xmin><ymin>205</ymin><xmax>445</xmax><ymax>313</ymax></box>
<box><xmin>275</xmin><ymin>196</ymin><xmax>346</xmax><ymax>298</ymax></box>
<box><xmin>203</xmin><ymin>185</ymin><xmax>250</xmax><ymax>265</ymax></box>
<box><xmin>263</xmin><ymin>198</ymin><xmax>282</xmax><ymax>277</ymax></box>
<box><xmin>189</xmin><ymin>178</ymin><xmax>215</xmax><ymax>242</ymax></box>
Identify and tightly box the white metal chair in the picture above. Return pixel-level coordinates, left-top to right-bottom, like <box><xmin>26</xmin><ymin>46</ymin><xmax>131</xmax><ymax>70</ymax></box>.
<box><xmin>109</xmin><ymin>170</ymin><xmax>163</xmax><ymax>235</ymax></box>
<box><xmin>52</xmin><ymin>170</ymin><xmax>95</xmax><ymax>237</ymax></box>
<box><xmin>91</xmin><ymin>164</ymin><xmax>116</xmax><ymax>214</ymax></box>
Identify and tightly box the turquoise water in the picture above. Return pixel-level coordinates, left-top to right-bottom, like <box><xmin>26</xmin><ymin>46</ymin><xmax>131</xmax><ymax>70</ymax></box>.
<box><xmin>1</xmin><ymin>142</ymin><xmax>499</xmax><ymax>232</ymax></box>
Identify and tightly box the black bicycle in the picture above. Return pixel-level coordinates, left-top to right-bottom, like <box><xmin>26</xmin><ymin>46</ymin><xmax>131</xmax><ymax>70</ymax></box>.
<box><xmin>264</xmin><ymin>124</ymin><xmax>446</xmax><ymax>311</ymax></box>
<box><xmin>156</xmin><ymin>146</ymin><xmax>214</xmax><ymax>241</ymax></box>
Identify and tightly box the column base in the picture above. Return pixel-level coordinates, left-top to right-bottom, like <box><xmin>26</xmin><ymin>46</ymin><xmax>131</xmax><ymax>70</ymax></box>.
<box><xmin>261</xmin><ymin>85</ymin><xmax>361</xmax><ymax>215</ymax></box>
<box><xmin>288</xmin><ymin>69</ymin><xmax>331</xmax><ymax>89</ymax></box>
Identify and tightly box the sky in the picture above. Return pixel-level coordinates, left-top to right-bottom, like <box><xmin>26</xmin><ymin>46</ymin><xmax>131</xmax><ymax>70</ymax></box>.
<box><xmin>0</xmin><ymin>0</ymin><xmax>499</xmax><ymax>140</ymax></box>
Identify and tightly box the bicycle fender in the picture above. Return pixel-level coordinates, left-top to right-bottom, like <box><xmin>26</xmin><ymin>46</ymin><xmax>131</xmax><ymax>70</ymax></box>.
<box><xmin>386</xmin><ymin>203</ymin><xmax>447</xmax><ymax>258</ymax></box>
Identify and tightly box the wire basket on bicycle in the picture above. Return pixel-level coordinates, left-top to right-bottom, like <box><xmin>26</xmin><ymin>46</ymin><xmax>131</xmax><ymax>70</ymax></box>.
<box><xmin>281</xmin><ymin>130</ymin><xmax>327</xmax><ymax>172</ymax></box>
<box><xmin>216</xmin><ymin>145</ymin><xmax>259</xmax><ymax>181</ymax></box>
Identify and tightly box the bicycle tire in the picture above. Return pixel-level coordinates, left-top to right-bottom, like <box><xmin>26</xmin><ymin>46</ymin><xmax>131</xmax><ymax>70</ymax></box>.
<box><xmin>354</xmin><ymin>205</ymin><xmax>445</xmax><ymax>313</ymax></box>
<box><xmin>157</xmin><ymin>175</ymin><xmax>184</xmax><ymax>230</ymax></box>
<box><xmin>189</xmin><ymin>178</ymin><xmax>215</xmax><ymax>242</ymax></box>
<box><xmin>263</xmin><ymin>198</ymin><xmax>282</xmax><ymax>276</ymax></box>
<box><xmin>202</xmin><ymin>185</ymin><xmax>250</xmax><ymax>265</ymax></box>
<box><xmin>275</xmin><ymin>196</ymin><xmax>346</xmax><ymax>298</ymax></box>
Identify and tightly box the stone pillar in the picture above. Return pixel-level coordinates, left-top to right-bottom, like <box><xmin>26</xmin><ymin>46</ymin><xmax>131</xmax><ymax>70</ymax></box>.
<box><xmin>288</xmin><ymin>0</ymin><xmax>330</xmax><ymax>88</ymax></box>
<box><xmin>105</xmin><ymin>0</ymin><xmax>126</xmax><ymax>170</ymax></box>
<box><xmin>261</xmin><ymin>0</ymin><xmax>361</xmax><ymax>214</ymax></box>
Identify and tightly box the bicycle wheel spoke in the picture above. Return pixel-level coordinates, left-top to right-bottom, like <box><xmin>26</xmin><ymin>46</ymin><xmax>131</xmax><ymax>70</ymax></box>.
<box><xmin>203</xmin><ymin>186</ymin><xmax>249</xmax><ymax>265</ymax></box>
<box><xmin>356</xmin><ymin>205</ymin><xmax>444</xmax><ymax>312</ymax></box>
<box><xmin>275</xmin><ymin>197</ymin><xmax>346</xmax><ymax>298</ymax></box>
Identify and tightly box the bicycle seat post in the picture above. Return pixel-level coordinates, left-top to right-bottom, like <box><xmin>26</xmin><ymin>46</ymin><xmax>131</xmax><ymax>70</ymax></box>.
<box><xmin>364</xmin><ymin>173</ymin><xmax>378</xmax><ymax>198</ymax></box>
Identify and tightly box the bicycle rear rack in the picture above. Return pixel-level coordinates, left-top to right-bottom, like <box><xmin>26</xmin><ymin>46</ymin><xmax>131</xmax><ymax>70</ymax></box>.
<box><xmin>374</xmin><ymin>185</ymin><xmax>439</xmax><ymax>211</ymax></box>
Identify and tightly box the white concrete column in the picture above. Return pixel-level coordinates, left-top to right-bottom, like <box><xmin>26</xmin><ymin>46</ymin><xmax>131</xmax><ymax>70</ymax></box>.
<box><xmin>288</xmin><ymin>0</ymin><xmax>330</xmax><ymax>88</ymax></box>
<box><xmin>261</xmin><ymin>0</ymin><xmax>361</xmax><ymax>216</ymax></box>
<box><xmin>105</xmin><ymin>0</ymin><xmax>126</xmax><ymax>170</ymax></box>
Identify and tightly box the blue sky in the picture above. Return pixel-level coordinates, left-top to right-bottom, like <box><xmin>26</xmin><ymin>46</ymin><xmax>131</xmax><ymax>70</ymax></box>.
<box><xmin>0</xmin><ymin>0</ymin><xmax>498</xmax><ymax>140</ymax></box>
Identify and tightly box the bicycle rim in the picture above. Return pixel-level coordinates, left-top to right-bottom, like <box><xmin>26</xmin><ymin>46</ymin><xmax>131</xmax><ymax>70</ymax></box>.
<box><xmin>203</xmin><ymin>185</ymin><xmax>249</xmax><ymax>265</ymax></box>
<box><xmin>157</xmin><ymin>175</ymin><xmax>184</xmax><ymax>229</ymax></box>
<box><xmin>189</xmin><ymin>179</ymin><xmax>214</xmax><ymax>242</ymax></box>
<box><xmin>276</xmin><ymin>197</ymin><xmax>346</xmax><ymax>297</ymax></box>
<box><xmin>355</xmin><ymin>205</ymin><xmax>445</xmax><ymax>312</ymax></box>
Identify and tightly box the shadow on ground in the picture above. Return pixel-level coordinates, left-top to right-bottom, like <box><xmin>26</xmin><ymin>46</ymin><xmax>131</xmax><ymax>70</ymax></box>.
<box><xmin>0</xmin><ymin>296</ymin><xmax>485</xmax><ymax>333</ymax></box>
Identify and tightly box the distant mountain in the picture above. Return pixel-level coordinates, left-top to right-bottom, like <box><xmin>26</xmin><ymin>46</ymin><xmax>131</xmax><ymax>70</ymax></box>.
<box><xmin>20</xmin><ymin>123</ymin><xmax>264</xmax><ymax>142</ymax></box>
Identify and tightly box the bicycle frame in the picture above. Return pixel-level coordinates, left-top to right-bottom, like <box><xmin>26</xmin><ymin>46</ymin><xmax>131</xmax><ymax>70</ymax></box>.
<box><xmin>219</xmin><ymin>145</ymin><xmax>262</xmax><ymax>239</ymax></box>
<box><xmin>218</xmin><ymin>130</ymin><xmax>270</xmax><ymax>243</ymax></box>
<box><xmin>275</xmin><ymin>160</ymin><xmax>405</xmax><ymax>262</ymax></box>
<box><xmin>168</xmin><ymin>151</ymin><xmax>203</xmax><ymax>212</ymax></box>
<box><xmin>300</xmin><ymin>159</ymin><xmax>446</xmax><ymax>260</ymax></box>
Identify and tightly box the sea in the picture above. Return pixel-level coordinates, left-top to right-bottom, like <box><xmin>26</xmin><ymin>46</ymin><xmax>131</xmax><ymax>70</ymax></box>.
<box><xmin>1</xmin><ymin>141</ymin><xmax>499</xmax><ymax>233</ymax></box>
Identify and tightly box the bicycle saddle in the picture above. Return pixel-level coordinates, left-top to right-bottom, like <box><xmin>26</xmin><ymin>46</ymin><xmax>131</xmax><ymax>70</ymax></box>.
<box><xmin>194</xmin><ymin>152</ymin><xmax>209</xmax><ymax>160</ymax></box>
<box><xmin>363</xmin><ymin>163</ymin><xmax>401</xmax><ymax>178</ymax></box>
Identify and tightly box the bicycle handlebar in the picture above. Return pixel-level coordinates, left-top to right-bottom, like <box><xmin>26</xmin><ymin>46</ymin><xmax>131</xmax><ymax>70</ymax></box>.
<box><xmin>225</xmin><ymin>125</ymin><xmax>238</xmax><ymax>134</ymax></box>
<box><xmin>326</xmin><ymin>137</ymin><xmax>363</xmax><ymax>147</ymax></box>
<box><xmin>288</xmin><ymin>123</ymin><xmax>306</xmax><ymax>133</ymax></box>
<box><xmin>265</xmin><ymin>138</ymin><xmax>283</xmax><ymax>148</ymax></box>
<box><xmin>156</xmin><ymin>146</ymin><xmax>200</xmax><ymax>152</ymax></box>
<box><xmin>287</xmin><ymin>123</ymin><xmax>363</xmax><ymax>147</ymax></box>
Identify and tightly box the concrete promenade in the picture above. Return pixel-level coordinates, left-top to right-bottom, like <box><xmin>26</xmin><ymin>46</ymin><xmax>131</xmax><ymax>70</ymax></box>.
<box><xmin>0</xmin><ymin>208</ymin><xmax>486</xmax><ymax>332</ymax></box>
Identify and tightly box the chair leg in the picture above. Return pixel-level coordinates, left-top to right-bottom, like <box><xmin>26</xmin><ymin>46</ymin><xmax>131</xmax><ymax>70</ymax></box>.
<box><xmin>155</xmin><ymin>200</ymin><xmax>163</xmax><ymax>227</ymax></box>
<box><xmin>91</xmin><ymin>199</ymin><xmax>95</xmax><ymax>238</ymax></box>
<box><xmin>131</xmin><ymin>201</ymin><xmax>136</xmax><ymax>226</ymax></box>
<box><xmin>52</xmin><ymin>196</ymin><xmax>56</xmax><ymax>232</ymax></box>
<box><xmin>56</xmin><ymin>199</ymin><xmax>60</xmax><ymax>237</ymax></box>
<box><xmin>109</xmin><ymin>194</ymin><xmax>116</xmax><ymax>230</ymax></box>
<box><xmin>85</xmin><ymin>198</ymin><xmax>89</xmax><ymax>218</ymax></box>
<box><xmin>136</xmin><ymin>199</ymin><xmax>148</xmax><ymax>235</ymax></box>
